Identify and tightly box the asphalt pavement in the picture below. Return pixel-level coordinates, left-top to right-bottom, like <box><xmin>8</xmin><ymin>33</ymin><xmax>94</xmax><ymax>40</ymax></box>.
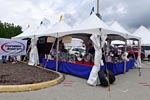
<box><xmin>0</xmin><ymin>61</ymin><xmax>150</xmax><ymax>100</ymax></box>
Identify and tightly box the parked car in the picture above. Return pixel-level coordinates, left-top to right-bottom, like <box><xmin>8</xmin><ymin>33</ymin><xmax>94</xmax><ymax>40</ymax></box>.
<box><xmin>117</xmin><ymin>46</ymin><xmax>145</xmax><ymax>60</ymax></box>
<box><xmin>141</xmin><ymin>44</ymin><xmax>150</xmax><ymax>60</ymax></box>
<box><xmin>69</xmin><ymin>47</ymin><xmax>86</xmax><ymax>57</ymax></box>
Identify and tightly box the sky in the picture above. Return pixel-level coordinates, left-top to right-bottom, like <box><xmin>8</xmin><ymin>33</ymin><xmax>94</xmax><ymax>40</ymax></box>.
<box><xmin>0</xmin><ymin>0</ymin><xmax>149</xmax><ymax>32</ymax></box>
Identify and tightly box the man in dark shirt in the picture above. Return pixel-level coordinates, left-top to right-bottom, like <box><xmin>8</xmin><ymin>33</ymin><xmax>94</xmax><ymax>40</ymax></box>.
<box><xmin>88</xmin><ymin>43</ymin><xmax>95</xmax><ymax>55</ymax></box>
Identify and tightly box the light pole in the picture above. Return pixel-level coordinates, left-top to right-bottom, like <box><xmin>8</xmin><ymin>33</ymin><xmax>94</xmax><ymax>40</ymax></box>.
<box><xmin>96</xmin><ymin>0</ymin><xmax>102</xmax><ymax>19</ymax></box>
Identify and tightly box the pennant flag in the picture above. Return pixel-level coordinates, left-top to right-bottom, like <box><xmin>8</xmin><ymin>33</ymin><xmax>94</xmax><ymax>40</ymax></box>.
<box><xmin>40</xmin><ymin>21</ymin><xmax>43</xmax><ymax>25</ymax></box>
<box><xmin>27</xmin><ymin>24</ymin><xmax>30</xmax><ymax>28</ymax></box>
<box><xmin>90</xmin><ymin>6</ymin><xmax>94</xmax><ymax>15</ymax></box>
<box><xmin>59</xmin><ymin>15</ymin><xmax>63</xmax><ymax>22</ymax></box>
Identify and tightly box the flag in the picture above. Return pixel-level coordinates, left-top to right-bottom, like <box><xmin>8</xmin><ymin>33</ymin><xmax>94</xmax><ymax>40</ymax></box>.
<box><xmin>59</xmin><ymin>15</ymin><xmax>63</xmax><ymax>22</ymax></box>
<box><xmin>27</xmin><ymin>24</ymin><xmax>30</xmax><ymax>28</ymax></box>
<box><xmin>40</xmin><ymin>21</ymin><xmax>43</xmax><ymax>25</ymax></box>
<box><xmin>90</xmin><ymin>6</ymin><xmax>94</xmax><ymax>15</ymax></box>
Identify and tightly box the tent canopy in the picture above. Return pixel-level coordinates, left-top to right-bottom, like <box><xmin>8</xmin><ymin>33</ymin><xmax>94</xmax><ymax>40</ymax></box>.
<box><xmin>38</xmin><ymin>21</ymin><xmax>72</xmax><ymax>38</ymax></box>
<box><xmin>42</xmin><ymin>14</ymin><xmax>130</xmax><ymax>41</ymax></box>
<box><xmin>12</xmin><ymin>14</ymin><xmax>140</xmax><ymax>42</ymax></box>
<box><xmin>12</xmin><ymin>26</ymin><xmax>38</xmax><ymax>39</ymax></box>
<box><xmin>133</xmin><ymin>25</ymin><xmax>150</xmax><ymax>44</ymax></box>
<box><xmin>12</xmin><ymin>18</ymin><xmax>51</xmax><ymax>39</ymax></box>
<box><xmin>110</xmin><ymin>21</ymin><xmax>140</xmax><ymax>41</ymax></box>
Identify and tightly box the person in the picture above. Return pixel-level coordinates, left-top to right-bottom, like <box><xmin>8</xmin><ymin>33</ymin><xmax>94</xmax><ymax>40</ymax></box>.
<box><xmin>2</xmin><ymin>55</ymin><xmax>7</xmax><ymax>63</ymax></box>
<box><xmin>61</xmin><ymin>45</ymin><xmax>67</xmax><ymax>53</ymax></box>
<box><xmin>87</xmin><ymin>43</ymin><xmax>95</xmax><ymax>55</ymax></box>
<box><xmin>51</xmin><ymin>45</ymin><xmax>57</xmax><ymax>58</ymax></box>
<box><xmin>12</xmin><ymin>56</ymin><xmax>17</xmax><ymax>64</ymax></box>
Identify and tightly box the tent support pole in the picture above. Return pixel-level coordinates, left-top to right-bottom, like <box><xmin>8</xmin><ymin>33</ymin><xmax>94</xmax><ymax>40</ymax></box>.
<box><xmin>138</xmin><ymin>40</ymin><xmax>142</xmax><ymax>76</ymax></box>
<box><xmin>124</xmin><ymin>40</ymin><xmax>127</xmax><ymax>73</ymax></box>
<box><xmin>44</xmin><ymin>38</ymin><xmax>56</xmax><ymax>68</ymax></box>
<box><xmin>23</xmin><ymin>44</ymin><xmax>31</xmax><ymax>62</ymax></box>
<box><xmin>56</xmin><ymin>34</ymin><xmax>59</xmax><ymax>72</ymax></box>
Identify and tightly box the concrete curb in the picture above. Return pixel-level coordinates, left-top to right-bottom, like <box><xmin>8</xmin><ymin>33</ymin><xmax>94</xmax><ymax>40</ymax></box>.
<box><xmin>0</xmin><ymin>62</ymin><xmax>64</xmax><ymax>92</ymax></box>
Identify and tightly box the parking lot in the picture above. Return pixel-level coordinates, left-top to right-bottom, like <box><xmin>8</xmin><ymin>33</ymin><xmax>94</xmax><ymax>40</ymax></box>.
<box><xmin>0</xmin><ymin>61</ymin><xmax>150</xmax><ymax>100</ymax></box>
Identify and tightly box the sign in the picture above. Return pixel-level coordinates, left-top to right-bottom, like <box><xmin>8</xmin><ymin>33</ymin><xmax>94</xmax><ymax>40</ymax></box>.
<box><xmin>62</xmin><ymin>36</ymin><xmax>72</xmax><ymax>43</ymax></box>
<box><xmin>0</xmin><ymin>38</ymin><xmax>27</xmax><ymax>56</ymax></box>
<box><xmin>47</xmin><ymin>37</ymin><xmax>55</xmax><ymax>43</ymax></box>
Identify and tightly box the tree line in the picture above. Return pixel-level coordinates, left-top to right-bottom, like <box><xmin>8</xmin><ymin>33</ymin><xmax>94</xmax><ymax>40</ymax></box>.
<box><xmin>0</xmin><ymin>20</ymin><xmax>22</xmax><ymax>38</ymax></box>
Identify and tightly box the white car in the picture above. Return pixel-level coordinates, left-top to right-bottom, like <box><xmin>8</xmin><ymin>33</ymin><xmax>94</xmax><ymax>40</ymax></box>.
<box><xmin>141</xmin><ymin>45</ymin><xmax>150</xmax><ymax>60</ymax></box>
<box><xmin>69</xmin><ymin>48</ymin><xmax>86</xmax><ymax>57</ymax></box>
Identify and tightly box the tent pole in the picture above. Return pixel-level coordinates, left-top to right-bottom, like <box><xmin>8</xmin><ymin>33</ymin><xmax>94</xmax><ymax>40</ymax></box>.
<box><xmin>44</xmin><ymin>38</ymin><xmax>56</xmax><ymax>68</ymax></box>
<box><xmin>56</xmin><ymin>33</ymin><xmax>59</xmax><ymax>72</ymax></box>
<box><xmin>96</xmin><ymin>0</ymin><xmax>102</xmax><ymax>19</ymax></box>
<box><xmin>23</xmin><ymin>44</ymin><xmax>31</xmax><ymax>62</ymax></box>
<box><xmin>124</xmin><ymin>40</ymin><xmax>127</xmax><ymax>73</ymax></box>
<box><xmin>138</xmin><ymin>40</ymin><xmax>142</xmax><ymax>76</ymax></box>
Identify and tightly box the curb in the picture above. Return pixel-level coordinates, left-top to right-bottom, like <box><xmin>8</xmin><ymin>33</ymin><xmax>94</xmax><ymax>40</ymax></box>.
<box><xmin>0</xmin><ymin>62</ymin><xmax>64</xmax><ymax>92</ymax></box>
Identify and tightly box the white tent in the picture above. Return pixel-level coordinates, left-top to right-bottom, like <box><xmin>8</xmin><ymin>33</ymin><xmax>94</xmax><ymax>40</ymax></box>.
<box><xmin>110</xmin><ymin>21</ymin><xmax>140</xmax><ymax>40</ymax></box>
<box><xmin>133</xmin><ymin>25</ymin><xmax>150</xmax><ymax>45</ymax></box>
<box><xmin>12</xmin><ymin>18</ymin><xmax>51</xmax><ymax>39</ymax></box>
<box><xmin>40</xmin><ymin>14</ymin><xmax>141</xmax><ymax>86</ymax></box>
<box><xmin>39</xmin><ymin>14</ymin><xmax>122</xmax><ymax>86</ymax></box>
<box><xmin>12</xmin><ymin>26</ymin><xmax>38</xmax><ymax>39</ymax></box>
<box><xmin>12</xmin><ymin>19</ymin><xmax>51</xmax><ymax>66</ymax></box>
<box><xmin>41</xmin><ymin>14</ymin><xmax>127</xmax><ymax>40</ymax></box>
<box><xmin>39</xmin><ymin>21</ymin><xmax>72</xmax><ymax>38</ymax></box>
<box><xmin>110</xmin><ymin>21</ymin><xmax>142</xmax><ymax>67</ymax></box>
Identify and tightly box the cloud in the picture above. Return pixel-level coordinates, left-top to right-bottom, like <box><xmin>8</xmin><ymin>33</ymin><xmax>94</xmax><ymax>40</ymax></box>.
<box><xmin>0</xmin><ymin>0</ymin><xmax>149</xmax><ymax>32</ymax></box>
<box><xmin>101</xmin><ymin>0</ymin><xmax>150</xmax><ymax>32</ymax></box>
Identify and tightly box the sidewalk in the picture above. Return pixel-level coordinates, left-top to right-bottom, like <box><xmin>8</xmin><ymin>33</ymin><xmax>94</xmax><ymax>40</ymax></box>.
<box><xmin>0</xmin><ymin>61</ymin><xmax>150</xmax><ymax>100</ymax></box>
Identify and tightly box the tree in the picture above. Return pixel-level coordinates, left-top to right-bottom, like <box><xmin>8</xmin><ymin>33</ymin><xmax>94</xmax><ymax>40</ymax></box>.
<box><xmin>0</xmin><ymin>20</ymin><xmax>22</xmax><ymax>38</ymax></box>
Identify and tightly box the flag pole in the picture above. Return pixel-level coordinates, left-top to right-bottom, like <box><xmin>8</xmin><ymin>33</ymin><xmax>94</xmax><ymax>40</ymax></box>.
<box><xmin>96</xmin><ymin>0</ymin><xmax>102</xmax><ymax>19</ymax></box>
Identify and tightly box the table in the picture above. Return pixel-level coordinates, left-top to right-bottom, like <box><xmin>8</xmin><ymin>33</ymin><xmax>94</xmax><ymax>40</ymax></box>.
<box><xmin>42</xmin><ymin>58</ymin><xmax>134</xmax><ymax>79</ymax></box>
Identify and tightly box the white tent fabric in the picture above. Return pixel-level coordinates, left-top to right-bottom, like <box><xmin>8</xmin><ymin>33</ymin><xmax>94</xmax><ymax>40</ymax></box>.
<box><xmin>38</xmin><ymin>14</ymin><xmax>138</xmax><ymax>85</ymax></box>
<box><xmin>12</xmin><ymin>18</ymin><xmax>51</xmax><ymax>39</ymax></box>
<box><xmin>41</xmin><ymin>14</ymin><xmax>124</xmax><ymax>39</ymax></box>
<box><xmin>87</xmin><ymin>34</ymin><xmax>107</xmax><ymax>86</ymax></box>
<box><xmin>110</xmin><ymin>21</ymin><xmax>140</xmax><ymax>40</ymax></box>
<box><xmin>12</xmin><ymin>26</ymin><xmax>37</xmax><ymax>39</ymax></box>
<box><xmin>28</xmin><ymin>37</ymin><xmax>39</xmax><ymax>66</ymax></box>
<box><xmin>133</xmin><ymin>25</ymin><xmax>150</xmax><ymax>44</ymax></box>
<box><xmin>39</xmin><ymin>21</ymin><xmax>72</xmax><ymax>37</ymax></box>
<box><xmin>111</xmin><ymin>21</ymin><xmax>142</xmax><ymax>68</ymax></box>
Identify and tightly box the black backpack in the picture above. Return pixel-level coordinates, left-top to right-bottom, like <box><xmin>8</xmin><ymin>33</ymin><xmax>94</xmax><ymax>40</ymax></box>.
<box><xmin>98</xmin><ymin>70</ymin><xmax>115</xmax><ymax>87</ymax></box>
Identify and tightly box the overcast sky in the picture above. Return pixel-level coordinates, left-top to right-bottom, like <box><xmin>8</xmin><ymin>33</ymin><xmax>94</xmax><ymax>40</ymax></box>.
<box><xmin>0</xmin><ymin>0</ymin><xmax>149</xmax><ymax>32</ymax></box>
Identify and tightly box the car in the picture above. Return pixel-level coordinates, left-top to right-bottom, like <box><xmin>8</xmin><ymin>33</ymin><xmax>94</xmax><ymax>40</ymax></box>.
<box><xmin>117</xmin><ymin>46</ymin><xmax>145</xmax><ymax>60</ymax></box>
<box><xmin>141</xmin><ymin>44</ymin><xmax>150</xmax><ymax>60</ymax></box>
<box><xmin>69</xmin><ymin>47</ymin><xmax>86</xmax><ymax>57</ymax></box>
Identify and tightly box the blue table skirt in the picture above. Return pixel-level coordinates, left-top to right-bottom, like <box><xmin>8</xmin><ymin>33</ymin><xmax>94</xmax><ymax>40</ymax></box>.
<box><xmin>42</xmin><ymin>58</ymin><xmax>134</xmax><ymax>79</ymax></box>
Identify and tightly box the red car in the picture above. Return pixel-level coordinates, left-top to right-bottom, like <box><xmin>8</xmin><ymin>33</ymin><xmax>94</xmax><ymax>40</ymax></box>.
<box><xmin>117</xmin><ymin>46</ymin><xmax>145</xmax><ymax>60</ymax></box>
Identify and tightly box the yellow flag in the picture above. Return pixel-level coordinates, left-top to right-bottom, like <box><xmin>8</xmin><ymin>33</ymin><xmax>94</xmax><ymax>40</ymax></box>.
<box><xmin>27</xmin><ymin>24</ymin><xmax>30</xmax><ymax>28</ymax></box>
<box><xmin>59</xmin><ymin>15</ymin><xmax>63</xmax><ymax>22</ymax></box>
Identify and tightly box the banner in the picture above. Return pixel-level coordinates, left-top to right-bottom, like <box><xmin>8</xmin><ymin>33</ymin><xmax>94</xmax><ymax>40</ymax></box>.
<box><xmin>0</xmin><ymin>38</ymin><xmax>27</xmax><ymax>56</ymax></box>
<box><xmin>47</xmin><ymin>37</ymin><xmax>55</xmax><ymax>43</ymax></box>
<box><xmin>62</xmin><ymin>36</ymin><xmax>72</xmax><ymax>43</ymax></box>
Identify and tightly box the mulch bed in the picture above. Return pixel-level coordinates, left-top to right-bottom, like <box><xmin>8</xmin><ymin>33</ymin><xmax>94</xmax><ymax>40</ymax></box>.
<box><xmin>0</xmin><ymin>61</ymin><xmax>59</xmax><ymax>85</ymax></box>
